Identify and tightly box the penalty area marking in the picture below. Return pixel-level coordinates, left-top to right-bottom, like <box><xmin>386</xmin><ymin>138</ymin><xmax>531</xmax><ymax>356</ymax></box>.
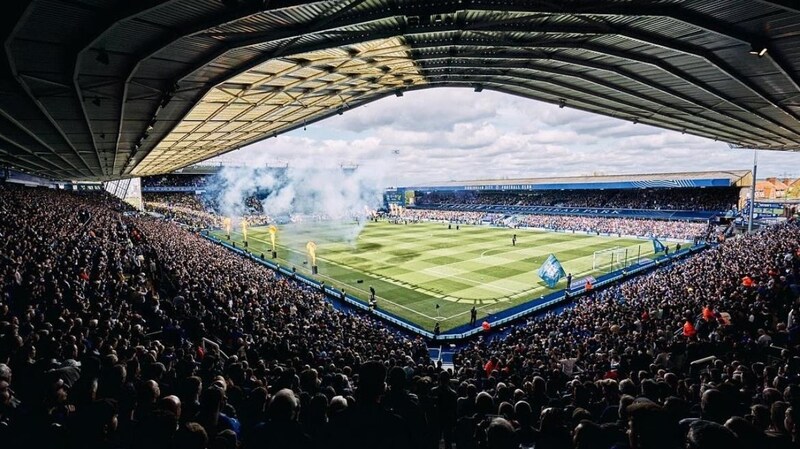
<box><xmin>479</xmin><ymin>248</ymin><xmax>504</xmax><ymax>258</ymax></box>
<box><xmin>478</xmin><ymin>244</ymin><xmax>543</xmax><ymax>259</ymax></box>
<box><xmin>422</xmin><ymin>266</ymin><xmax>519</xmax><ymax>294</ymax></box>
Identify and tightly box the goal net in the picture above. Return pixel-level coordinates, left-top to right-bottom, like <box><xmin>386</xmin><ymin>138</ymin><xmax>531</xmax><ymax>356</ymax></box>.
<box><xmin>592</xmin><ymin>247</ymin><xmax>631</xmax><ymax>272</ymax></box>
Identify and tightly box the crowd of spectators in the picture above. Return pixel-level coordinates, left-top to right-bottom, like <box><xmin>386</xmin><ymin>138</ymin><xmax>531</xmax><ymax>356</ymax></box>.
<box><xmin>393</xmin><ymin>208</ymin><xmax>707</xmax><ymax>240</ymax></box>
<box><xmin>415</xmin><ymin>187</ymin><xmax>739</xmax><ymax>212</ymax></box>
<box><xmin>0</xmin><ymin>184</ymin><xmax>427</xmax><ymax>449</ymax></box>
<box><xmin>388</xmin><ymin>209</ymin><xmax>505</xmax><ymax>225</ymax></box>
<box><xmin>143</xmin><ymin>193</ymin><xmax>271</xmax><ymax>230</ymax></box>
<box><xmin>1</xmin><ymin>183</ymin><xmax>800</xmax><ymax>449</ymax></box>
<box><xmin>142</xmin><ymin>175</ymin><xmax>211</xmax><ymax>189</ymax></box>
<box><xmin>144</xmin><ymin>193</ymin><xmax>208</xmax><ymax>212</ymax></box>
<box><xmin>515</xmin><ymin>214</ymin><xmax>708</xmax><ymax>241</ymax></box>
<box><xmin>454</xmin><ymin>219</ymin><xmax>800</xmax><ymax>449</ymax></box>
<box><xmin>141</xmin><ymin>173</ymin><xmax>267</xmax><ymax>219</ymax></box>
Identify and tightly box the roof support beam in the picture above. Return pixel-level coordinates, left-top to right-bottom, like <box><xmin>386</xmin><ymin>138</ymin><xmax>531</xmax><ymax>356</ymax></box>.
<box><xmin>0</xmin><ymin>152</ymin><xmax>58</xmax><ymax>177</ymax></box>
<box><xmin>6</xmin><ymin>0</ymin><xmax>800</xmax><ymax>178</ymax></box>
<box><xmin>97</xmin><ymin>3</ymin><xmax>800</xmax><ymax>174</ymax></box>
<box><xmin>586</xmin><ymin>26</ymin><xmax>800</xmax><ymax>127</ymax></box>
<box><xmin>367</xmin><ymin>79</ymin><xmax>752</xmax><ymax>147</ymax></box>
<box><xmin>117</xmin><ymin>0</ymin><xmax>372</xmax><ymax>173</ymax></box>
<box><xmin>425</xmin><ymin>36</ymin><xmax>800</xmax><ymax>141</ymax></box>
<box><xmin>419</xmin><ymin>63</ymin><xmax>776</xmax><ymax>147</ymax></box>
<box><xmin>203</xmin><ymin>1</ymin><xmax>800</xmax><ymax>102</ymax></box>
<box><xmin>158</xmin><ymin>21</ymin><xmax>800</xmax><ymax>148</ymax></box>
<box><xmin>0</xmin><ymin>89</ymin><xmax>95</xmax><ymax>178</ymax></box>
<box><xmin>754</xmin><ymin>1</ymin><xmax>800</xmax><ymax>14</ymax></box>
<box><xmin>453</xmin><ymin>24</ymin><xmax>800</xmax><ymax>130</ymax></box>
<box><xmin>4</xmin><ymin>3</ymin><xmax>98</xmax><ymax>177</ymax></box>
<box><xmin>415</xmin><ymin>55</ymin><xmax>785</xmax><ymax>146</ymax></box>
<box><xmin>72</xmin><ymin>70</ymin><xmax>105</xmax><ymax>176</ymax></box>
<box><xmin>441</xmin><ymin>80</ymin><xmax>762</xmax><ymax>148</ymax></box>
<box><xmin>0</xmin><ymin>132</ymin><xmax>70</xmax><ymax>174</ymax></box>
<box><xmin>423</xmin><ymin>72</ymin><xmax>761</xmax><ymax>147</ymax></box>
<box><xmin>412</xmin><ymin>40</ymin><xmax>800</xmax><ymax>142</ymax></box>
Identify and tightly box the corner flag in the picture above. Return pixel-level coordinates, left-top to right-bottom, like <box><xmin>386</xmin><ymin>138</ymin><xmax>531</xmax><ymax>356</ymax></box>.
<box><xmin>538</xmin><ymin>254</ymin><xmax>566</xmax><ymax>288</ymax></box>
<box><xmin>652</xmin><ymin>238</ymin><xmax>667</xmax><ymax>253</ymax></box>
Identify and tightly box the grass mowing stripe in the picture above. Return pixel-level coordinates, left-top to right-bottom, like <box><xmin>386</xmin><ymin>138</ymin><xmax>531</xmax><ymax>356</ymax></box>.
<box><xmin>215</xmin><ymin>221</ymin><xmax>660</xmax><ymax>331</ymax></box>
<box><xmin>246</xmin><ymin>234</ymin><xmax>441</xmax><ymax>321</ymax></box>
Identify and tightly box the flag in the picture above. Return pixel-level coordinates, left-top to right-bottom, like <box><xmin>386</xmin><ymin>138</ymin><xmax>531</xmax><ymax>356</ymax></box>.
<box><xmin>652</xmin><ymin>238</ymin><xmax>666</xmax><ymax>253</ymax></box>
<box><xmin>538</xmin><ymin>254</ymin><xmax>566</xmax><ymax>288</ymax></box>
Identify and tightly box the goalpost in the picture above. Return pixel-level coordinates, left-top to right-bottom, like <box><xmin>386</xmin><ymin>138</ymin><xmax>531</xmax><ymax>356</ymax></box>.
<box><xmin>592</xmin><ymin>246</ymin><xmax>636</xmax><ymax>272</ymax></box>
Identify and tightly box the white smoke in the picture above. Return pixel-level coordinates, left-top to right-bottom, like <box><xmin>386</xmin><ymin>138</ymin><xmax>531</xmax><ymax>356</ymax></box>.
<box><xmin>211</xmin><ymin>158</ymin><xmax>388</xmax><ymax>243</ymax></box>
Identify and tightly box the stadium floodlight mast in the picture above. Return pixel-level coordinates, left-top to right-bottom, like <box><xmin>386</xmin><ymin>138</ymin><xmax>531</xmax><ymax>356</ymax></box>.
<box><xmin>728</xmin><ymin>145</ymin><xmax>759</xmax><ymax>234</ymax></box>
<box><xmin>392</xmin><ymin>149</ymin><xmax>400</xmax><ymax>188</ymax></box>
<box><xmin>749</xmin><ymin>148</ymin><xmax>758</xmax><ymax>234</ymax></box>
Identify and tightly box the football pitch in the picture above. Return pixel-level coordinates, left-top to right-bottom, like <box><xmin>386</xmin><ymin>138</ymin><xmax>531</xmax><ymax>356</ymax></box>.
<box><xmin>213</xmin><ymin>221</ymin><xmax>655</xmax><ymax>331</ymax></box>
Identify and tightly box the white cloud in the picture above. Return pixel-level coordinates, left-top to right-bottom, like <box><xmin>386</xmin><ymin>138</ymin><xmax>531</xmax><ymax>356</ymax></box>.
<box><xmin>217</xmin><ymin>88</ymin><xmax>800</xmax><ymax>185</ymax></box>
<box><xmin>331</xmin><ymin>88</ymin><xmax>500</xmax><ymax>132</ymax></box>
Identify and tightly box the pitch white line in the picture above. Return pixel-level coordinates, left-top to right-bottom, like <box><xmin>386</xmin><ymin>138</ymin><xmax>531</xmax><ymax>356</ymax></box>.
<box><xmin>478</xmin><ymin>241</ymin><xmax>551</xmax><ymax>259</ymax></box>
<box><xmin>247</xmin><ymin>236</ymin><xmax>440</xmax><ymax>321</ymax></box>
<box><xmin>436</xmin><ymin>264</ymin><xmax>602</xmax><ymax>323</ymax></box>
<box><xmin>421</xmin><ymin>267</ymin><xmax>519</xmax><ymax>294</ymax></box>
<box><xmin>244</xmin><ymin>227</ymin><xmax>654</xmax><ymax>326</ymax></box>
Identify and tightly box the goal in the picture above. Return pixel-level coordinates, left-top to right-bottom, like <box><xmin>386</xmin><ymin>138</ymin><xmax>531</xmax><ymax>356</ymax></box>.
<box><xmin>592</xmin><ymin>247</ymin><xmax>632</xmax><ymax>272</ymax></box>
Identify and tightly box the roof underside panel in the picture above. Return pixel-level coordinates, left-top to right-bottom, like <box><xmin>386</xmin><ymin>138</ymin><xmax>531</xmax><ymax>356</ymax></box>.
<box><xmin>1</xmin><ymin>0</ymin><xmax>800</xmax><ymax>180</ymax></box>
<box><xmin>132</xmin><ymin>35</ymin><xmax>426</xmax><ymax>175</ymax></box>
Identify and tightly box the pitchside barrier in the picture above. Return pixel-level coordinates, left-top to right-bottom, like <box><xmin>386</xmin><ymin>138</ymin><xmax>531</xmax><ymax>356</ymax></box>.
<box><xmin>200</xmin><ymin>231</ymin><xmax>707</xmax><ymax>341</ymax></box>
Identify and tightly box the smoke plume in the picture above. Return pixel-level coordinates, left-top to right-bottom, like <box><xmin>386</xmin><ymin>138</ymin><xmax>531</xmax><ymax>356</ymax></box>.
<box><xmin>210</xmin><ymin>158</ymin><xmax>388</xmax><ymax>243</ymax></box>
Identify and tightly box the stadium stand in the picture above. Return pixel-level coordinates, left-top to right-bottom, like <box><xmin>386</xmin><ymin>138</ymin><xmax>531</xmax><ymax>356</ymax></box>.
<box><xmin>140</xmin><ymin>170</ymin><xmax>736</xmax><ymax>241</ymax></box>
<box><xmin>142</xmin><ymin>190</ymin><xmax>270</xmax><ymax>229</ymax></box>
<box><xmin>390</xmin><ymin>209</ymin><xmax>709</xmax><ymax>241</ymax></box>
<box><xmin>144</xmin><ymin>193</ymin><xmax>221</xmax><ymax>230</ymax></box>
<box><xmin>142</xmin><ymin>175</ymin><xmax>210</xmax><ymax>189</ymax></box>
<box><xmin>379</xmin><ymin>172</ymin><xmax>749</xmax><ymax>241</ymax></box>
<box><xmin>1</xmin><ymin>183</ymin><xmax>799</xmax><ymax>449</ymax></box>
<box><xmin>406</xmin><ymin>172</ymin><xmax>749</xmax><ymax>219</ymax></box>
<box><xmin>413</xmin><ymin>187</ymin><xmax>739</xmax><ymax>212</ymax></box>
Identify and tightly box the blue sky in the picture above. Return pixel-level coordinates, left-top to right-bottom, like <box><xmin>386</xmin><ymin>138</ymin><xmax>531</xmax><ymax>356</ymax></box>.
<box><xmin>220</xmin><ymin>88</ymin><xmax>800</xmax><ymax>186</ymax></box>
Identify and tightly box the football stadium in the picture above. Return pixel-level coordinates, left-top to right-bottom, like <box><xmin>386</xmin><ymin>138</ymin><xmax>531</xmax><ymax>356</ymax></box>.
<box><xmin>3</xmin><ymin>2</ymin><xmax>800</xmax><ymax>449</ymax></box>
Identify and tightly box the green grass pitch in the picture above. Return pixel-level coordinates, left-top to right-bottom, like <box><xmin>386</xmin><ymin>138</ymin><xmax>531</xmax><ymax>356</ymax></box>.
<box><xmin>213</xmin><ymin>221</ymin><xmax>655</xmax><ymax>331</ymax></box>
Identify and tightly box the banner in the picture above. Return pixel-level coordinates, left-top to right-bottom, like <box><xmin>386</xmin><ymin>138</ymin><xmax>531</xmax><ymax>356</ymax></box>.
<box><xmin>752</xmin><ymin>202</ymin><xmax>784</xmax><ymax>217</ymax></box>
<box><xmin>652</xmin><ymin>238</ymin><xmax>666</xmax><ymax>253</ymax></box>
<box><xmin>570</xmin><ymin>275</ymin><xmax>595</xmax><ymax>290</ymax></box>
<box><xmin>538</xmin><ymin>254</ymin><xmax>566</xmax><ymax>288</ymax></box>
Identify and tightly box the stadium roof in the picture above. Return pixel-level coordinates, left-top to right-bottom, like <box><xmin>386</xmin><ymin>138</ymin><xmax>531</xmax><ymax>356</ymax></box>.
<box><xmin>2</xmin><ymin>1</ymin><xmax>800</xmax><ymax>181</ymax></box>
<box><xmin>409</xmin><ymin>169</ymin><xmax>753</xmax><ymax>190</ymax></box>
